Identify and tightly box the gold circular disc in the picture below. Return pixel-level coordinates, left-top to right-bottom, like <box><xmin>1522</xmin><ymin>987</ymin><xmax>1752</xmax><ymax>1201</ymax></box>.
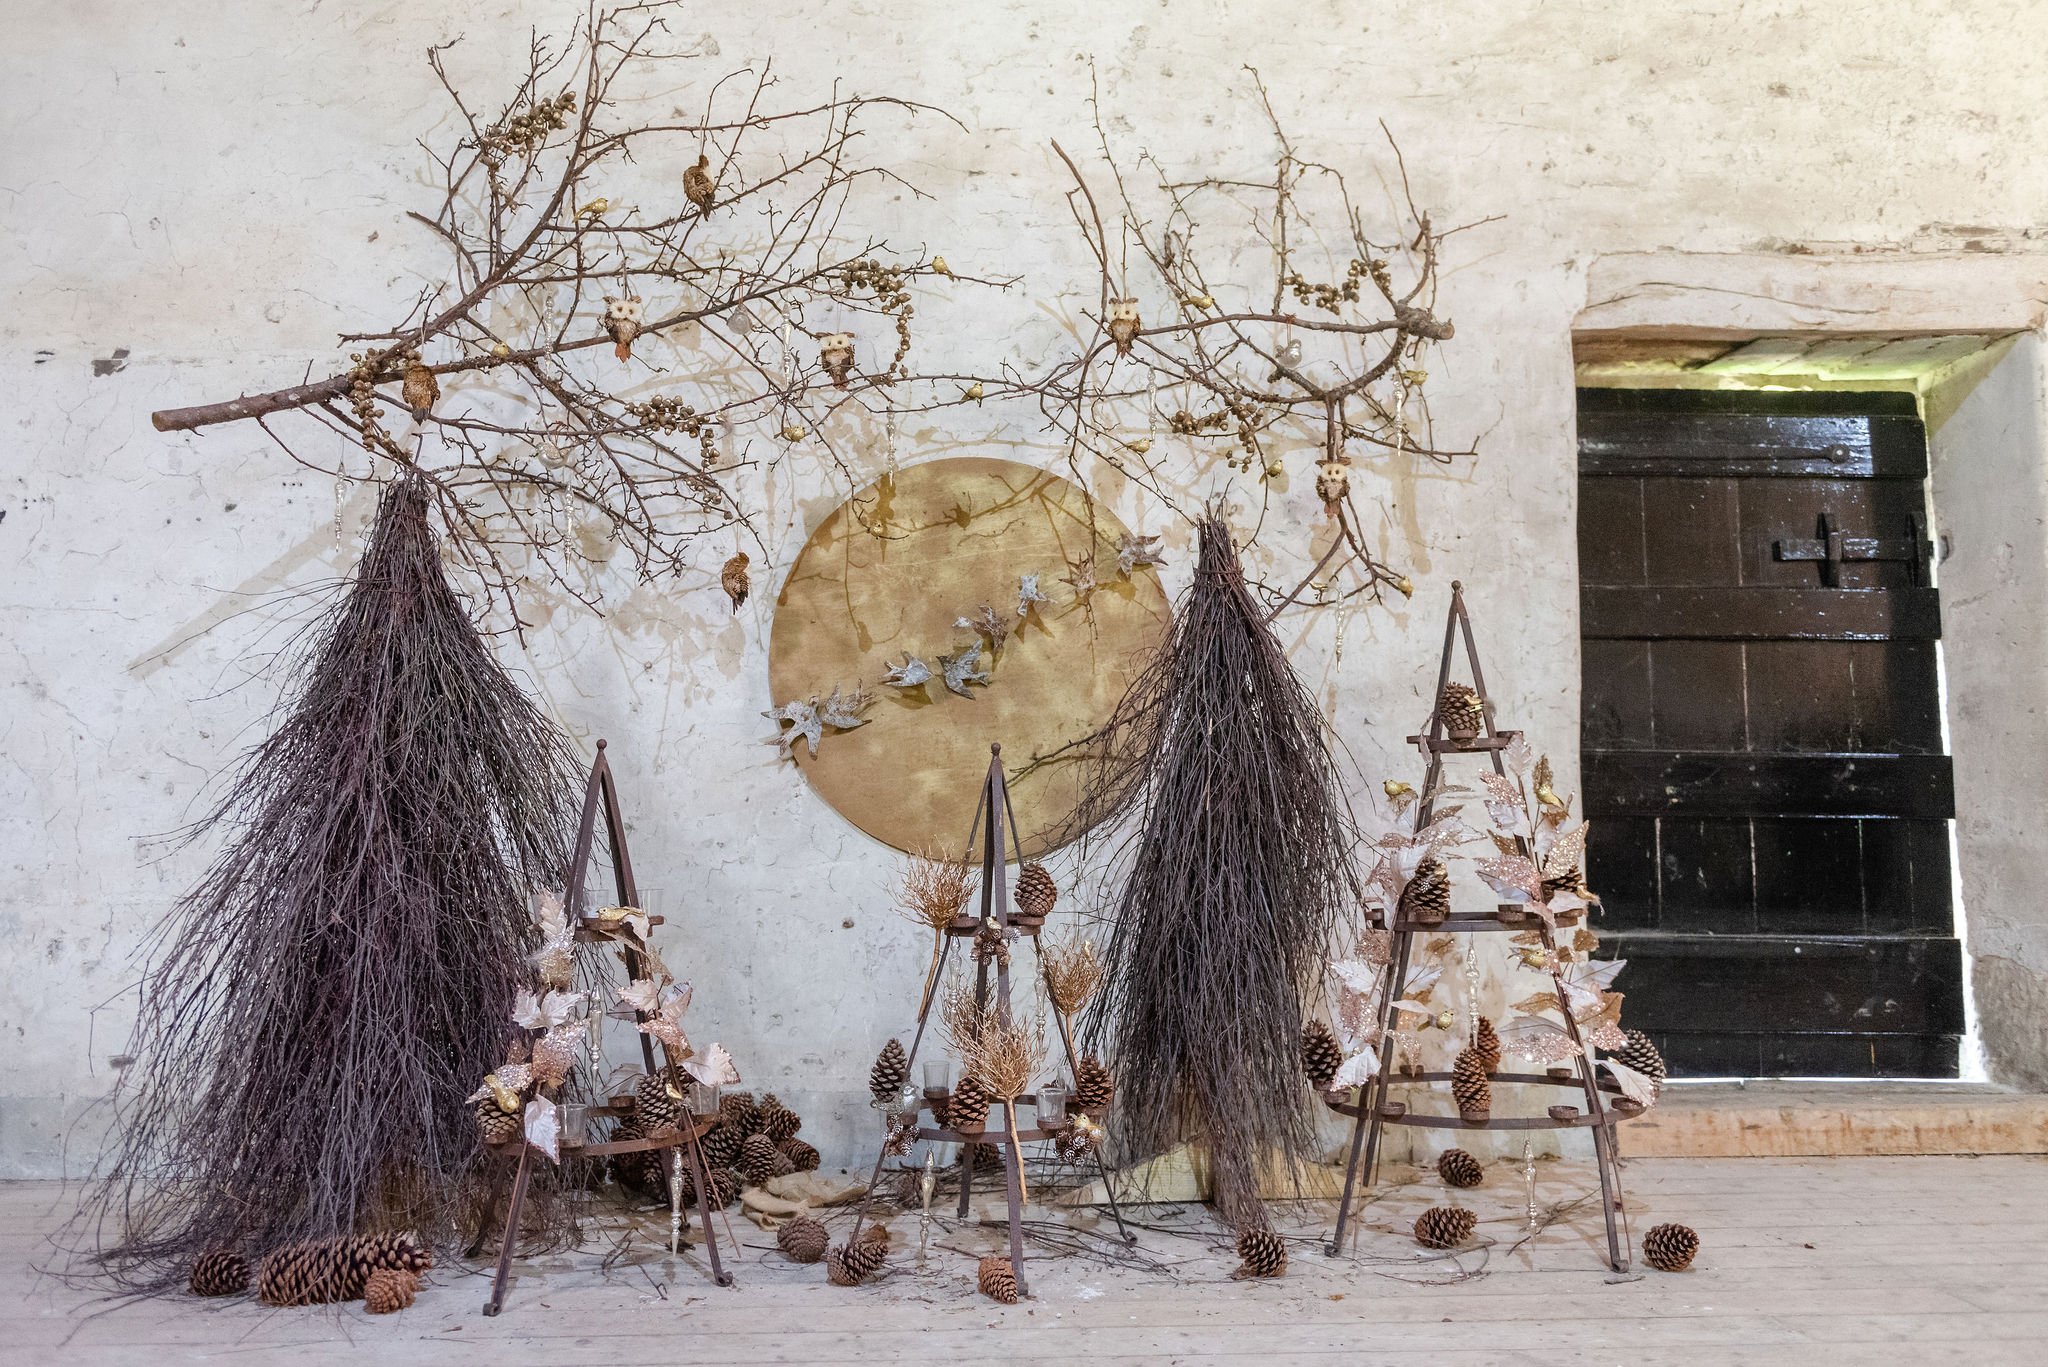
<box><xmin>768</xmin><ymin>456</ymin><xmax>1170</xmax><ymax>856</ymax></box>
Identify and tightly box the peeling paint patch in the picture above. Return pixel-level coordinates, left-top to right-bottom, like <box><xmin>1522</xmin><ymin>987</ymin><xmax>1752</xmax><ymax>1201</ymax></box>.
<box><xmin>92</xmin><ymin>348</ymin><xmax>131</xmax><ymax>377</ymax></box>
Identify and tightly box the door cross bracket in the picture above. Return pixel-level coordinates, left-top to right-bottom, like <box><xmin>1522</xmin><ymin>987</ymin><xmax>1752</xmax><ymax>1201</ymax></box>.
<box><xmin>1773</xmin><ymin>511</ymin><xmax>1930</xmax><ymax>586</ymax></box>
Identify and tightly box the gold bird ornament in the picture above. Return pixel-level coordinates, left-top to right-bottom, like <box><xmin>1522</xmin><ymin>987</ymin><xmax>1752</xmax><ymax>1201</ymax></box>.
<box><xmin>819</xmin><ymin>332</ymin><xmax>856</xmax><ymax>388</ymax></box>
<box><xmin>721</xmin><ymin>552</ymin><xmax>750</xmax><ymax>611</ymax></box>
<box><xmin>401</xmin><ymin>359</ymin><xmax>439</xmax><ymax>421</ymax></box>
<box><xmin>1106</xmin><ymin>297</ymin><xmax>1142</xmax><ymax>356</ymax></box>
<box><xmin>684</xmin><ymin>153</ymin><xmax>717</xmax><ymax>215</ymax></box>
<box><xmin>604</xmin><ymin>294</ymin><xmax>644</xmax><ymax>361</ymax></box>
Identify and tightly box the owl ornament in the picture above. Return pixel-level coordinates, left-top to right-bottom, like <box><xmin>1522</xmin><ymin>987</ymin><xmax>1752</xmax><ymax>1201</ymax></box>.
<box><xmin>819</xmin><ymin>333</ymin><xmax>856</xmax><ymax>389</ymax></box>
<box><xmin>1106</xmin><ymin>297</ymin><xmax>1142</xmax><ymax>356</ymax></box>
<box><xmin>401</xmin><ymin>360</ymin><xmax>439</xmax><ymax>422</ymax></box>
<box><xmin>1315</xmin><ymin>455</ymin><xmax>1351</xmax><ymax>513</ymax></box>
<box><xmin>684</xmin><ymin>153</ymin><xmax>717</xmax><ymax>215</ymax></box>
<box><xmin>721</xmin><ymin>551</ymin><xmax>750</xmax><ymax>612</ymax></box>
<box><xmin>604</xmin><ymin>295</ymin><xmax>644</xmax><ymax>361</ymax></box>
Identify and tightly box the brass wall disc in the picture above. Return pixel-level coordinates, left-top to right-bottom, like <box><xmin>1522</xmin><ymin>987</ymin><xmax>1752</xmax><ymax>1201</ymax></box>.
<box><xmin>767</xmin><ymin>456</ymin><xmax>1170</xmax><ymax>856</ymax></box>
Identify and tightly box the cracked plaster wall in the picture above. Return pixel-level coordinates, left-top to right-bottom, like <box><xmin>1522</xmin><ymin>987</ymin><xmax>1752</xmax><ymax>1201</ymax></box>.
<box><xmin>6</xmin><ymin>1</ymin><xmax>2048</xmax><ymax>1176</ymax></box>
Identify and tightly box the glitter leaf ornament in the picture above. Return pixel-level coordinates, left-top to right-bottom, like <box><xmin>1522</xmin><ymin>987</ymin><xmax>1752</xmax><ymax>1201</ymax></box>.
<box><xmin>524</xmin><ymin>1099</ymin><xmax>562</xmax><ymax>1162</ymax></box>
<box><xmin>682</xmin><ymin>1042</ymin><xmax>741</xmax><ymax>1089</ymax></box>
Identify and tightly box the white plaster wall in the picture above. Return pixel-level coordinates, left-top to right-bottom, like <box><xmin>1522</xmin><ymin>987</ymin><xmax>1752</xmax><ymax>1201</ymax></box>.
<box><xmin>6</xmin><ymin>0</ymin><xmax>2048</xmax><ymax>1176</ymax></box>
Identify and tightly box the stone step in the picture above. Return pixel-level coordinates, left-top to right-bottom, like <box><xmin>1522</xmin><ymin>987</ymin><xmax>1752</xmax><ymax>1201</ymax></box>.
<box><xmin>1622</xmin><ymin>1081</ymin><xmax>2048</xmax><ymax>1157</ymax></box>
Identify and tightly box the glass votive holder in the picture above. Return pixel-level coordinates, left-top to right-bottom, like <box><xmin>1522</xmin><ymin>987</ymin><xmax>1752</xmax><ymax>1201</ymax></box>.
<box><xmin>560</xmin><ymin>1103</ymin><xmax>588</xmax><ymax>1147</ymax></box>
<box><xmin>922</xmin><ymin>1059</ymin><xmax>955</xmax><ymax>1097</ymax></box>
<box><xmin>688</xmin><ymin>1080</ymin><xmax>721</xmax><ymax>1115</ymax></box>
<box><xmin>1036</xmin><ymin>1085</ymin><xmax>1068</xmax><ymax>1126</ymax></box>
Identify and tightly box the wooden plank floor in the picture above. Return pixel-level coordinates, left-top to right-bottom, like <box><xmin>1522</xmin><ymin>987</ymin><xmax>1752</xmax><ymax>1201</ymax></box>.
<box><xmin>8</xmin><ymin>1156</ymin><xmax>2047</xmax><ymax>1365</ymax></box>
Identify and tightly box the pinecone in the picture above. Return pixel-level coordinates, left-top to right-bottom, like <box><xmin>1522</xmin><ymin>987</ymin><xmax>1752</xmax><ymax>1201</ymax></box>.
<box><xmin>634</xmin><ymin>1074</ymin><xmax>685</xmax><ymax>1133</ymax></box>
<box><xmin>363</xmin><ymin>1268</ymin><xmax>418</xmax><ymax>1314</ymax></box>
<box><xmin>699</xmin><ymin>1120</ymin><xmax>743</xmax><ymax>1168</ymax></box>
<box><xmin>188</xmin><ymin>1249</ymin><xmax>249</xmax><ymax>1297</ymax></box>
<box><xmin>777</xmin><ymin>1215</ymin><xmax>829</xmax><ymax>1264</ymax></box>
<box><xmin>1301</xmin><ymin>1019</ymin><xmax>1343</xmax><ymax>1090</ymax></box>
<box><xmin>1542</xmin><ymin>865</ymin><xmax>1588</xmax><ymax>903</ymax></box>
<box><xmin>1053</xmin><ymin>1123</ymin><xmax>1098</xmax><ymax>1163</ymax></box>
<box><xmin>779</xmin><ymin>1137</ymin><xmax>822</xmax><ymax>1172</ymax></box>
<box><xmin>1073</xmin><ymin>1055</ymin><xmax>1115</xmax><ymax>1113</ymax></box>
<box><xmin>708</xmin><ymin>1167</ymin><xmax>741</xmax><ymax>1208</ymax></box>
<box><xmin>869</xmin><ymin>1039</ymin><xmax>909</xmax><ymax>1104</ymax></box>
<box><xmin>1610</xmin><ymin>1030</ymin><xmax>1667</xmax><ymax>1096</ymax></box>
<box><xmin>758</xmin><ymin>1093</ymin><xmax>802</xmax><ymax>1141</ymax></box>
<box><xmin>1438</xmin><ymin>682</ymin><xmax>1486</xmax><ymax>736</ymax></box>
<box><xmin>977</xmin><ymin>1253</ymin><xmax>1020</xmax><ymax>1303</ymax></box>
<box><xmin>825</xmin><ymin>1236</ymin><xmax>888</xmax><ymax>1286</ymax></box>
<box><xmin>720</xmin><ymin>1091</ymin><xmax>763</xmax><ymax>1136</ymax></box>
<box><xmin>475</xmin><ymin>1098</ymin><xmax>522</xmax><ymax>1146</ymax></box>
<box><xmin>1643</xmin><ymin>1223</ymin><xmax>1699</xmax><ymax>1271</ymax></box>
<box><xmin>1399</xmin><ymin>856</ymin><xmax>1452</xmax><ymax>925</ymax></box>
<box><xmin>947</xmin><ymin>1075</ymin><xmax>992</xmax><ymax>1133</ymax></box>
<box><xmin>1013</xmin><ymin>863</ymin><xmax>1057</xmax><ymax>921</ymax></box>
<box><xmin>1451</xmin><ymin>1048</ymin><xmax>1492</xmax><ymax>1119</ymax></box>
<box><xmin>1473</xmin><ymin>1016</ymin><xmax>1502</xmax><ymax>1074</ymax></box>
<box><xmin>1437</xmin><ymin>1148</ymin><xmax>1485</xmax><ymax>1189</ymax></box>
<box><xmin>257</xmin><ymin>1232</ymin><xmax>430</xmax><ymax>1306</ymax></box>
<box><xmin>1413</xmin><ymin>1206</ymin><xmax>1478</xmax><ymax>1249</ymax></box>
<box><xmin>963</xmin><ymin>1141</ymin><xmax>1003</xmax><ymax>1169</ymax></box>
<box><xmin>1232</xmin><ymin>1225</ymin><xmax>1288</xmax><ymax>1279</ymax></box>
<box><xmin>738</xmin><ymin>1133</ymin><xmax>784</xmax><ymax>1187</ymax></box>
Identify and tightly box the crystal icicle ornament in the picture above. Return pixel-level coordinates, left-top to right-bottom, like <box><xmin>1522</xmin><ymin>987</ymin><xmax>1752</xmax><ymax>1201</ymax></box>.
<box><xmin>1523</xmin><ymin>1137</ymin><xmax>1539</xmax><ymax>1232</ymax></box>
<box><xmin>670</xmin><ymin>1149</ymin><xmax>685</xmax><ymax>1254</ymax></box>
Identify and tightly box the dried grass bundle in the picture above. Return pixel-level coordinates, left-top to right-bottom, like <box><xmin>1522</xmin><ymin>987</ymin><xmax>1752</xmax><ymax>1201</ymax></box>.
<box><xmin>71</xmin><ymin>477</ymin><xmax>580</xmax><ymax>1292</ymax></box>
<box><xmin>896</xmin><ymin>847</ymin><xmax>975</xmax><ymax>931</ymax></box>
<box><xmin>1040</xmin><ymin>934</ymin><xmax>1104</xmax><ymax>1019</ymax></box>
<box><xmin>1070</xmin><ymin>515</ymin><xmax>1363</xmax><ymax>1226</ymax></box>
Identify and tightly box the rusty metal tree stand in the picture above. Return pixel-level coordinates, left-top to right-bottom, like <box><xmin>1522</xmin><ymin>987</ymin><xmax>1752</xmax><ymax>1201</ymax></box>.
<box><xmin>483</xmin><ymin>739</ymin><xmax>735</xmax><ymax>1315</ymax></box>
<box><xmin>844</xmin><ymin>743</ymin><xmax>1134</xmax><ymax>1299</ymax></box>
<box><xmin>1322</xmin><ymin>585</ymin><xmax>1643</xmax><ymax>1270</ymax></box>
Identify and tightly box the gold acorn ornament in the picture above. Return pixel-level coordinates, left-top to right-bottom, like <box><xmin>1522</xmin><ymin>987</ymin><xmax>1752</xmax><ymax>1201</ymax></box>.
<box><xmin>1106</xmin><ymin>297</ymin><xmax>1142</xmax><ymax>355</ymax></box>
<box><xmin>603</xmin><ymin>294</ymin><xmax>644</xmax><ymax>361</ymax></box>
<box><xmin>721</xmin><ymin>551</ymin><xmax>750</xmax><ymax>612</ymax></box>
<box><xmin>401</xmin><ymin>357</ymin><xmax>439</xmax><ymax>421</ymax></box>
<box><xmin>1314</xmin><ymin>455</ymin><xmax>1350</xmax><ymax>512</ymax></box>
<box><xmin>818</xmin><ymin>332</ymin><xmax>856</xmax><ymax>389</ymax></box>
<box><xmin>684</xmin><ymin>153</ymin><xmax>717</xmax><ymax>215</ymax></box>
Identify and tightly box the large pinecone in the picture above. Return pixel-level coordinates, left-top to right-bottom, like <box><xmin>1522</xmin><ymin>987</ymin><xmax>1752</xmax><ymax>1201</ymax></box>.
<box><xmin>947</xmin><ymin>1075</ymin><xmax>992</xmax><ymax>1133</ymax></box>
<box><xmin>188</xmin><ymin>1249</ymin><xmax>249</xmax><ymax>1297</ymax></box>
<box><xmin>1074</xmin><ymin>1055</ymin><xmax>1115</xmax><ymax>1113</ymax></box>
<box><xmin>825</xmin><ymin>1236</ymin><xmax>888</xmax><ymax>1286</ymax></box>
<box><xmin>1438</xmin><ymin>682</ymin><xmax>1486</xmax><ymax>736</ymax></box>
<box><xmin>720</xmin><ymin>1091</ymin><xmax>762</xmax><ymax>1136</ymax></box>
<box><xmin>869</xmin><ymin>1039</ymin><xmax>909</xmax><ymax>1104</ymax></box>
<box><xmin>1643</xmin><ymin>1223</ymin><xmax>1699</xmax><ymax>1271</ymax></box>
<box><xmin>475</xmin><ymin>1098</ymin><xmax>522</xmax><ymax>1146</ymax></box>
<box><xmin>634</xmin><ymin>1074</ymin><xmax>685</xmax><ymax>1133</ymax></box>
<box><xmin>699</xmin><ymin>1120</ymin><xmax>744</xmax><ymax>1168</ymax></box>
<box><xmin>1437</xmin><ymin>1148</ymin><xmax>1485</xmax><ymax>1189</ymax></box>
<box><xmin>736</xmin><ymin>1133</ymin><xmax>778</xmax><ymax>1186</ymax></box>
<box><xmin>777</xmin><ymin>1215</ymin><xmax>829</xmax><ymax>1264</ymax></box>
<box><xmin>1451</xmin><ymin>1048</ymin><xmax>1492</xmax><ymax>1118</ymax></box>
<box><xmin>1013</xmin><ymin>863</ymin><xmax>1057</xmax><ymax>921</ymax></box>
<box><xmin>1413</xmin><ymin>1206</ymin><xmax>1478</xmax><ymax>1249</ymax></box>
<box><xmin>1610</xmin><ymin>1030</ymin><xmax>1667</xmax><ymax>1095</ymax></box>
<box><xmin>779</xmin><ymin>1137</ymin><xmax>822</xmax><ymax>1172</ymax></box>
<box><xmin>1232</xmin><ymin>1225</ymin><xmax>1288</xmax><ymax>1279</ymax></box>
<box><xmin>257</xmin><ymin>1232</ymin><xmax>431</xmax><ymax>1306</ymax></box>
<box><xmin>708</xmin><ymin>1167</ymin><xmax>742</xmax><ymax>1208</ymax></box>
<box><xmin>977</xmin><ymin>1253</ymin><xmax>1020</xmax><ymax>1303</ymax></box>
<box><xmin>1400</xmin><ymin>856</ymin><xmax>1452</xmax><ymax>924</ymax></box>
<box><xmin>1301</xmin><ymin>1019</ymin><xmax>1343</xmax><ymax>1090</ymax></box>
<box><xmin>758</xmin><ymin>1093</ymin><xmax>802</xmax><ymax>1141</ymax></box>
<box><xmin>1473</xmin><ymin>1016</ymin><xmax>1502</xmax><ymax>1074</ymax></box>
<box><xmin>363</xmin><ymin>1268</ymin><xmax>418</xmax><ymax>1314</ymax></box>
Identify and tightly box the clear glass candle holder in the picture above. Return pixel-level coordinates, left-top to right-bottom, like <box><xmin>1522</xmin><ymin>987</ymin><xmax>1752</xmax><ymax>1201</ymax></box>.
<box><xmin>1036</xmin><ymin>1085</ymin><xmax>1068</xmax><ymax>1126</ymax></box>
<box><xmin>922</xmin><ymin>1059</ymin><xmax>954</xmax><ymax>1098</ymax></box>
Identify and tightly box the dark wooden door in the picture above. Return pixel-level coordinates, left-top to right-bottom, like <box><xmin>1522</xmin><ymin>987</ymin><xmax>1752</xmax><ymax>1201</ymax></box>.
<box><xmin>1576</xmin><ymin>388</ymin><xmax>1962</xmax><ymax>1078</ymax></box>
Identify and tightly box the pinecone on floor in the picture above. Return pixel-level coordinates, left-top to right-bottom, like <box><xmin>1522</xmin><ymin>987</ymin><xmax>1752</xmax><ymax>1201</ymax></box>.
<box><xmin>1232</xmin><ymin>1226</ymin><xmax>1288</xmax><ymax>1279</ymax></box>
<box><xmin>1437</xmin><ymin>1148</ymin><xmax>1485</xmax><ymax>1189</ymax></box>
<box><xmin>1399</xmin><ymin>856</ymin><xmax>1452</xmax><ymax>924</ymax></box>
<box><xmin>720</xmin><ymin>1091</ymin><xmax>762</xmax><ymax>1136</ymax></box>
<box><xmin>1474</xmin><ymin>1016</ymin><xmax>1502</xmax><ymax>1074</ymax></box>
<box><xmin>738</xmin><ymin>1133</ymin><xmax>784</xmax><ymax>1187</ymax></box>
<box><xmin>363</xmin><ymin>1268</ymin><xmax>418</xmax><ymax>1314</ymax></box>
<box><xmin>475</xmin><ymin>1098</ymin><xmax>522</xmax><ymax>1146</ymax></box>
<box><xmin>825</xmin><ymin>1236</ymin><xmax>888</xmax><ymax>1286</ymax></box>
<box><xmin>758</xmin><ymin>1093</ymin><xmax>802</xmax><ymax>1141</ymax></box>
<box><xmin>1610</xmin><ymin>1029</ymin><xmax>1667</xmax><ymax>1096</ymax></box>
<box><xmin>699</xmin><ymin>1120</ymin><xmax>743</xmax><ymax>1168</ymax></box>
<box><xmin>869</xmin><ymin>1039</ymin><xmax>909</xmax><ymax>1104</ymax></box>
<box><xmin>1643</xmin><ymin>1222</ymin><xmax>1699</xmax><ymax>1271</ymax></box>
<box><xmin>779</xmin><ymin>1137</ymin><xmax>821</xmax><ymax>1172</ymax></box>
<box><xmin>708</xmin><ymin>1168</ymin><xmax>741</xmax><ymax>1208</ymax></box>
<box><xmin>947</xmin><ymin>1075</ymin><xmax>992</xmax><ymax>1133</ymax></box>
<box><xmin>963</xmin><ymin>1141</ymin><xmax>1003</xmax><ymax>1169</ymax></box>
<box><xmin>1451</xmin><ymin>1047</ymin><xmax>1492</xmax><ymax>1118</ymax></box>
<box><xmin>1013</xmin><ymin>863</ymin><xmax>1058</xmax><ymax>921</ymax></box>
<box><xmin>777</xmin><ymin>1215</ymin><xmax>829</xmax><ymax>1264</ymax></box>
<box><xmin>634</xmin><ymin>1074</ymin><xmax>685</xmax><ymax>1133</ymax></box>
<box><xmin>188</xmin><ymin>1249</ymin><xmax>249</xmax><ymax>1297</ymax></box>
<box><xmin>1301</xmin><ymin>1019</ymin><xmax>1343</xmax><ymax>1090</ymax></box>
<box><xmin>1413</xmin><ymin>1206</ymin><xmax>1478</xmax><ymax>1250</ymax></box>
<box><xmin>1074</xmin><ymin>1055</ymin><xmax>1115</xmax><ymax>1113</ymax></box>
<box><xmin>257</xmin><ymin>1232</ymin><xmax>430</xmax><ymax>1306</ymax></box>
<box><xmin>1438</xmin><ymin>682</ymin><xmax>1486</xmax><ymax>736</ymax></box>
<box><xmin>977</xmin><ymin>1253</ymin><xmax>1021</xmax><ymax>1303</ymax></box>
